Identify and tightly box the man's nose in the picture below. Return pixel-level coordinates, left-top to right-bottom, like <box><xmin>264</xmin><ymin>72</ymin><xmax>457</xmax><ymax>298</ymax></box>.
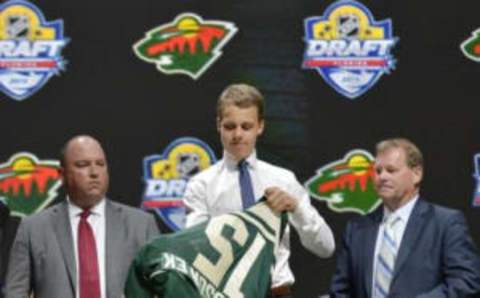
<box><xmin>89</xmin><ymin>165</ymin><xmax>99</xmax><ymax>177</ymax></box>
<box><xmin>233</xmin><ymin>127</ymin><xmax>243</xmax><ymax>138</ymax></box>
<box><xmin>376</xmin><ymin>170</ymin><xmax>389</xmax><ymax>181</ymax></box>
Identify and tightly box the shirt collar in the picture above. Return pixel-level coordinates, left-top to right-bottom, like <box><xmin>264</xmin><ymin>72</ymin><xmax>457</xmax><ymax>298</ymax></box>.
<box><xmin>67</xmin><ymin>196</ymin><xmax>106</xmax><ymax>218</ymax></box>
<box><xmin>223</xmin><ymin>150</ymin><xmax>258</xmax><ymax>170</ymax></box>
<box><xmin>383</xmin><ymin>194</ymin><xmax>419</xmax><ymax>224</ymax></box>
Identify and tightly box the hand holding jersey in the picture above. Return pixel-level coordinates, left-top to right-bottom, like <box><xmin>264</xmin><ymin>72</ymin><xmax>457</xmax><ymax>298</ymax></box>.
<box><xmin>264</xmin><ymin>187</ymin><xmax>299</xmax><ymax>213</ymax></box>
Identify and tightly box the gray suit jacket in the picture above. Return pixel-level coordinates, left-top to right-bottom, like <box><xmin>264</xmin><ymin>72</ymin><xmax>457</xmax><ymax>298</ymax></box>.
<box><xmin>5</xmin><ymin>199</ymin><xmax>159</xmax><ymax>298</ymax></box>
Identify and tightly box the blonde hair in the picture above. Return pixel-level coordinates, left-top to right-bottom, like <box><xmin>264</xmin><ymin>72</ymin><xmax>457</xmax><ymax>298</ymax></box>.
<box><xmin>217</xmin><ymin>84</ymin><xmax>264</xmax><ymax>121</ymax></box>
<box><xmin>376</xmin><ymin>138</ymin><xmax>423</xmax><ymax>169</ymax></box>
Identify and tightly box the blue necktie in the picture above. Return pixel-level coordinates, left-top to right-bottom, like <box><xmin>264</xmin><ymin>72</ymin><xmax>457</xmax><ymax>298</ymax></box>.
<box><xmin>238</xmin><ymin>160</ymin><xmax>255</xmax><ymax>209</ymax></box>
<box><xmin>374</xmin><ymin>215</ymin><xmax>400</xmax><ymax>298</ymax></box>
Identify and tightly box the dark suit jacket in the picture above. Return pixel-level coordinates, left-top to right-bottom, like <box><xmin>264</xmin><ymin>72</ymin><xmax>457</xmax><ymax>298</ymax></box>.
<box><xmin>330</xmin><ymin>199</ymin><xmax>480</xmax><ymax>298</ymax></box>
<box><xmin>5</xmin><ymin>199</ymin><xmax>159</xmax><ymax>298</ymax></box>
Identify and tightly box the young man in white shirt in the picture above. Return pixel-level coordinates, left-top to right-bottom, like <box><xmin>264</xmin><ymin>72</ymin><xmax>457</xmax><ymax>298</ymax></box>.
<box><xmin>184</xmin><ymin>83</ymin><xmax>335</xmax><ymax>298</ymax></box>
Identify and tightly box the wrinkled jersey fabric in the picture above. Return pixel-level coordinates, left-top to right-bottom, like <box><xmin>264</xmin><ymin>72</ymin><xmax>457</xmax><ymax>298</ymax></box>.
<box><xmin>125</xmin><ymin>200</ymin><xmax>286</xmax><ymax>298</ymax></box>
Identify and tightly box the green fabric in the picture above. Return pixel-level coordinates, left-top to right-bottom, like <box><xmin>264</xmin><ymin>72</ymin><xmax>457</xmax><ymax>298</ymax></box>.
<box><xmin>125</xmin><ymin>200</ymin><xmax>286</xmax><ymax>298</ymax></box>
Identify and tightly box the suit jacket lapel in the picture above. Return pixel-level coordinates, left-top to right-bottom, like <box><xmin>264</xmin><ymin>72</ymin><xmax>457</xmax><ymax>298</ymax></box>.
<box><xmin>393</xmin><ymin>199</ymin><xmax>430</xmax><ymax>280</ymax></box>
<box><xmin>365</xmin><ymin>207</ymin><xmax>383</xmax><ymax>298</ymax></box>
<box><xmin>52</xmin><ymin>201</ymin><xmax>76</xmax><ymax>292</ymax></box>
<box><xmin>105</xmin><ymin>200</ymin><xmax>123</xmax><ymax>297</ymax></box>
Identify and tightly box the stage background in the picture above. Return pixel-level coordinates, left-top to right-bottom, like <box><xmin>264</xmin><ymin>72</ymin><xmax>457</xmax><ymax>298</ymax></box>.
<box><xmin>1</xmin><ymin>0</ymin><xmax>479</xmax><ymax>296</ymax></box>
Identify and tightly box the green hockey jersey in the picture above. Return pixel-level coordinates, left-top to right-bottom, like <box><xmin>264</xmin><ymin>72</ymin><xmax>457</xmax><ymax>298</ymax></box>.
<box><xmin>125</xmin><ymin>200</ymin><xmax>286</xmax><ymax>298</ymax></box>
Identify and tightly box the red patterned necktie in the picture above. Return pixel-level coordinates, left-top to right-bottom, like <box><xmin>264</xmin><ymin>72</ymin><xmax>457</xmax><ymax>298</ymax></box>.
<box><xmin>78</xmin><ymin>209</ymin><xmax>101</xmax><ymax>298</ymax></box>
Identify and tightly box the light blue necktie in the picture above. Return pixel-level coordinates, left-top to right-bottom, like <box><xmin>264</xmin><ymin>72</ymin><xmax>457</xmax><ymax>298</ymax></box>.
<box><xmin>238</xmin><ymin>160</ymin><xmax>255</xmax><ymax>209</ymax></box>
<box><xmin>374</xmin><ymin>215</ymin><xmax>400</xmax><ymax>298</ymax></box>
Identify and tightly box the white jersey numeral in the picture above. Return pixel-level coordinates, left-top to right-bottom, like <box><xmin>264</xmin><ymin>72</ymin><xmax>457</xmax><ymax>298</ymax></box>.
<box><xmin>192</xmin><ymin>214</ymin><xmax>267</xmax><ymax>298</ymax></box>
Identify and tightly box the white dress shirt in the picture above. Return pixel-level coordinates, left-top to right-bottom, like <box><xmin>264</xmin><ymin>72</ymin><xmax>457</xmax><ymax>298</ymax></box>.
<box><xmin>372</xmin><ymin>195</ymin><xmax>419</xmax><ymax>293</ymax></box>
<box><xmin>184</xmin><ymin>151</ymin><xmax>335</xmax><ymax>287</ymax></box>
<box><xmin>68</xmin><ymin>198</ymin><xmax>106</xmax><ymax>298</ymax></box>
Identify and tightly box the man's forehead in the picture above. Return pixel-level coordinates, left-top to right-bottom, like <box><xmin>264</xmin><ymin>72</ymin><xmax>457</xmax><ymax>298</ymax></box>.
<box><xmin>64</xmin><ymin>137</ymin><xmax>106</xmax><ymax>160</ymax></box>
<box><xmin>375</xmin><ymin>148</ymin><xmax>406</xmax><ymax>163</ymax></box>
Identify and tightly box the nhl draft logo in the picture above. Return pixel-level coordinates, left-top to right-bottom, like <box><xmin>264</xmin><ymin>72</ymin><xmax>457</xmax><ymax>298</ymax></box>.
<box><xmin>305</xmin><ymin>149</ymin><xmax>380</xmax><ymax>214</ymax></box>
<box><xmin>142</xmin><ymin>137</ymin><xmax>217</xmax><ymax>231</ymax></box>
<box><xmin>133</xmin><ymin>13</ymin><xmax>237</xmax><ymax>80</ymax></box>
<box><xmin>461</xmin><ymin>28</ymin><xmax>480</xmax><ymax>62</ymax></box>
<box><xmin>472</xmin><ymin>153</ymin><xmax>480</xmax><ymax>207</ymax></box>
<box><xmin>303</xmin><ymin>0</ymin><xmax>398</xmax><ymax>99</ymax></box>
<box><xmin>0</xmin><ymin>152</ymin><xmax>61</xmax><ymax>217</ymax></box>
<box><xmin>0</xmin><ymin>0</ymin><xmax>68</xmax><ymax>101</ymax></box>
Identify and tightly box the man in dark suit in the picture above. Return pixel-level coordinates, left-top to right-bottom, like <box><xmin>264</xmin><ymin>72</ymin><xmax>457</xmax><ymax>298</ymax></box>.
<box><xmin>5</xmin><ymin>135</ymin><xmax>159</xmax><ymax>298</ymax></box>
<box><xmin>330</xmin><ymin>138</ymin><xmax>480</xmax><ymax>298</ymax></box>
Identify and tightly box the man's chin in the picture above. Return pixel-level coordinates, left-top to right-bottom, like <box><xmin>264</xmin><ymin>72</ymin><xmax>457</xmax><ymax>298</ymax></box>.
<box><xmin>379</xmin><ymin>192</ymin><xmax>395</xmax><ymax>203</ymax></box>
<box><xmin>377</xmin><ymin>188</ymin><xmax>394</xmax><ymax>197</ymax></box>
<box><xmin>70</xmin><ymin>195</ymin><xmax>103</xmax><ymax>209</ymax></box>
<box><xmin>83</xmin><ymin>193</ymin><xmax>105</xmax><ymax>206</ymax></box>
<box><xmin>227</xmin><ymin>150</ymin><xmax>249</xmax><ymax>161</ymax></box>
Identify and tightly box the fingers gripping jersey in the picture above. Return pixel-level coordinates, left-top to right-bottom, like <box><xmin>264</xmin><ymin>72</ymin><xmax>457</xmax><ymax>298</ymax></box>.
<box><xmin>125</xmin><ymin>200</ymin><xmax>287</xmax><ymax>298</ymax></box>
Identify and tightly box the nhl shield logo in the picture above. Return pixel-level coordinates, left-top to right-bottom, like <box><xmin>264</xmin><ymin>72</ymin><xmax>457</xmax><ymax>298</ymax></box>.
<box><xmin>0</xmin><ymin>152</ymin><xmax>61</xmax><ymax>217</ymax></box>
<box><xmin>142</xmin><ymin>137</ymin><xmax>217</xmax><ymax>231</ymax></box>
<box><xmin>303</xmin><ymin>0</ymin><xmax>398</xmax><ymax>99</ymax></box>
<box><xmin>0</xmin><ymin>0</ymin><xmax>68</xmax><ymax>101</ymax></box>
<box><xmin>133</xmin><ymin>13</ymin><xmax>237</xmax><ymax>80</ymax></box>
<box><xmin>305</xmin><ymin>149</ymin><xmax>380</xmax><ymax>214</ymax></box>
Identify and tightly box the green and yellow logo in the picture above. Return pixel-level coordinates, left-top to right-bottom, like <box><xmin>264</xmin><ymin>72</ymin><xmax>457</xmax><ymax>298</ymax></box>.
<box><xmin>133</xmin><ymin>13</ymin><xmax>237</xmax><ymax>79</ymax></box>
<box><xmin>461</xmin><ymin>28</ymin><xmax>480</xmax><ymax>62</ymax></box>
<box><xmin>305</xmin><ymin>149</ymin><xmax>380</xmax><ymax>215</ymax></box>
<box><xmin>0</xmin><ymin>152</ymin><xmax>61</xmax><ymax>217</ymax></box>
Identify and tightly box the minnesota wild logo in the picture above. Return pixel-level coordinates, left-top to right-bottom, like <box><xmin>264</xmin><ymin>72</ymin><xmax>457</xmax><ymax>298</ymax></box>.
<box><xmin>133</xmin><ymin>13</ymin><xmax>237</xmax><ymax>80</ymax></box>
<box><xmin>305</xmin><ymin>149</ymin><xmax>380</xmax><ymax>215</ymax></box>
<box><xmin>461</xmin><ymin>28</ymin><xmax>480</xmax><ymax>62</ymax></box>
<box><xmin>0</xmin><ymin>152</ymin><xmax>61</xmax><ymax>217</ymax></box>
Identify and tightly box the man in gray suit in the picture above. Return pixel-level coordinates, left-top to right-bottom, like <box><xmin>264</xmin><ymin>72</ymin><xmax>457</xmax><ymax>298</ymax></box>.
<box><xmin>5</xmin><ymin>135</ymin><xmax>159</xmax><ymax>298</ymax></box>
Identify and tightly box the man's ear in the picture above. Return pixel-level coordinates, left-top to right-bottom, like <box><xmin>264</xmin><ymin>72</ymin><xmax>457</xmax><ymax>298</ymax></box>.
<box><xmin>216</xmin><ymin>117</ymin><xmax>221</xmax><ymax>133</ymax></box>
<box><xmin>59</xmin><ymin>167</ymin><xmax>65</xmax><ymax>184</ymax></box>
<box><xmin>412</xmin><ymin>166</ymin><xmax>423</xmax><ymax>186</ymax></box>
<box><xmin>257</xmin><ymin>119</ymin><xmax>265</xmax><ymax>136</ymax></box>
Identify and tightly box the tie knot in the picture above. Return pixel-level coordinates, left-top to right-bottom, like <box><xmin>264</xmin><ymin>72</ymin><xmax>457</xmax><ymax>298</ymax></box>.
<box><xmin>80</xmin><ymin>209</ymin><xmax>91</xmax><ymax>220</ymax></box>
<box><xmin>385</xmin><ymin>214</ymin><xmax>400</xmax><ymax>227</ymax></box>
<box><xmin>238</xmin><ymin>159</ymin><xmax>248</xmax><ymax>170</ymax></box>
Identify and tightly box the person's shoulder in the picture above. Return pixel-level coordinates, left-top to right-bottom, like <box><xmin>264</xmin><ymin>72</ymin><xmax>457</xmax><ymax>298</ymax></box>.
<box><xmin>417</xmin><ymin>199</ymin><xmax>465</xmax><ymax>224</ymax></box>
<box><xmin>345</xmin><ymin>207</ymin><xmax>381</xmax><ymax>231</ymax></box>
<box><xmin>108</xmin><ymin>200</ymin><xmax>152</xmax><ymax>219</ymax></box>
<box><xmin>189</xmin><ymin>159</ymin><xmax>223</xmax><ymax>182</ymax></box>
<box><xmin>17</xmin><ymin>201</ymin><xmax>65</xmax><ymax>228</ymax></box>
<box><xmin>257</xmin><ymin>159</ymin><xmax>296</xmax><ymax>178</ymax></box>
<box><xmin>419</xmin><ymin>199</ymin><xmax>461</xmax><ymax>216</ymax></box>
<box><xmin>353</xmin><ymin>212</ymin><xmax>377</xmax><ymax>225</ymax></box>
